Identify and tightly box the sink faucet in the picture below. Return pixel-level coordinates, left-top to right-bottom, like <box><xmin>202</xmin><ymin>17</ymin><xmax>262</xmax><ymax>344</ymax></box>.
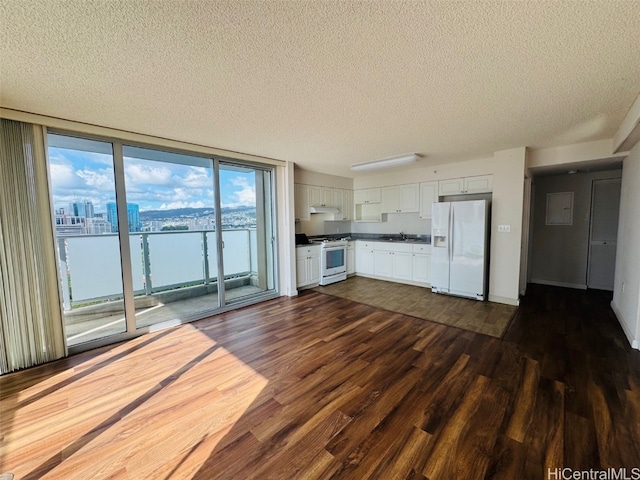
<box><xmin>400</xmin><ymin>231</ymin><xmax>407</xmax><ymax>240</ymax></box>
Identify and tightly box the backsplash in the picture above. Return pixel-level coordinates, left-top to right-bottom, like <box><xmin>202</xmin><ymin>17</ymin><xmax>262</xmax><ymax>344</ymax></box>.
<box><xmin>295</xmin><ymin>212</ymin><xmax>430</xmax><ymax>237</ymax></box>
<box><xmin>350</xmin><ymin>212</ymin><xmax>430</xmax><ymax>236</ymax></box>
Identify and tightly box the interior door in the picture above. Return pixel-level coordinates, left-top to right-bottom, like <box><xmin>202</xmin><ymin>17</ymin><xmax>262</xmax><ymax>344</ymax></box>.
<box><xmin>587</xmin><ymin>178</ymin><xmax>621</xmax><ymax>290</ymax></box>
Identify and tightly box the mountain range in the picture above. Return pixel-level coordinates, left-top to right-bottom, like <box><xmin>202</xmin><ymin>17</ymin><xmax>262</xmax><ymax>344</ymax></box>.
<box><xmin>139</xmin><ymin>206</ymin><xmax>255</xmax><ymax>221</ymax></box>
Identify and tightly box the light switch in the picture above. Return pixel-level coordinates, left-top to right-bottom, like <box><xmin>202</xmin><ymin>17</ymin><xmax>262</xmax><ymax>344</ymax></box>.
<box><xmin>498</xmin><ymin>224</ymin><xmax>511</xmax><ymax>233</ymax></box>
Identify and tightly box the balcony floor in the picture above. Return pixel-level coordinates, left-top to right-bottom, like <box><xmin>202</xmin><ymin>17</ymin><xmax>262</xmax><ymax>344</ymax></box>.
<box><xmin>65</xmin><ymin>285</ymin><xmax>264</xmax><ymax>346</ymax></box>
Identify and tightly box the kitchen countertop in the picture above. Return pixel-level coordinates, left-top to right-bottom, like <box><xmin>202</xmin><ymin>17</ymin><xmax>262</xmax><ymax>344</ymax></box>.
<box><xmin>352</xmin><ymin>237</ymin><xmax>430</xmax><ymax>245</ymax></box>
<box><xmin>296</xmin><ymin>233</ymin><xmax>431</xmax><ymax>245</ymax></box>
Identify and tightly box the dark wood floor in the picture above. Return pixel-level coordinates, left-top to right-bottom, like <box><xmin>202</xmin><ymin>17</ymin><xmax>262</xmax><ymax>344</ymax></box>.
<box><xmin>1</xmin><ymin>284</ymin><xmax>639</xmax><ymax>479</ymax></box>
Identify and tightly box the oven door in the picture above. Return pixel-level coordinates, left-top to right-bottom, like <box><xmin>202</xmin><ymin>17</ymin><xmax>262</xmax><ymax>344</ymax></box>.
<box><xmin>322</xmin><ymin>246</ymin><xmax>347</xmax><ymax>276</ymax></box>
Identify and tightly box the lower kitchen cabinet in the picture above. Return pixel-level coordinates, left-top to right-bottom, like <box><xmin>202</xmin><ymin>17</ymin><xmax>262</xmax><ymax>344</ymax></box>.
<box><xmin>296</xmin><ymin>245</ymin><xmax>320</xmax><ymax>288</ymax></box>
<box><xmin>346</xmin><ymin>241</ymin><xmax>355</xmax><ymax>275</ymax></box>
<box><xmin>412</xmin><ymin>252</ymin><xmax>431</xmax><ymax>284</ymax></box>
<box><xmin>373</xmin><ymin>243</ymin><xmax>413</xmax><ymax>281</ymax></box>
<box><xmin>373</xmin><ymin>250</ymin><xmax>393</xmax><ymax>277</ymax></box>
<box><xmin>355</xmin><ymin>240</ymin><xmax>431</xmax><ymax>287</ymax></box>
<box><xmin>355</xmin><ymin>241</ymin><xmax>375</xmax><ymax>275</ymax></box>
<box><xmin>393</xmin><ymin>251</ymin><xmax>413</xmax><ymax>281</ymax></box>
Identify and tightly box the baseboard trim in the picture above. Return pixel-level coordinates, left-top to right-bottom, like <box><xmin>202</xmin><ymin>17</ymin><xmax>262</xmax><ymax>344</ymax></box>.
<box><xmin>531</xmin><ymin>279</ymin><xmax>588</xmax><ymax>290</ymax></box>
<box><xmin>488</xmin><ymin>295</ymin><xmax>520</xmax><ymax>306</ymax></box>
<box><xmin>610</xmin><ymin>300</ymin><xmax>640</xmax><ymax>350</ymax></box>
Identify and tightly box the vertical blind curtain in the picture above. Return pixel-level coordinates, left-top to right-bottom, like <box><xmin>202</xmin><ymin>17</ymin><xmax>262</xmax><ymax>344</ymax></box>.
<box><xmin>0</xmin><ymin>119</ymin><xmax>66</xmax><ymax>374</ymax></box>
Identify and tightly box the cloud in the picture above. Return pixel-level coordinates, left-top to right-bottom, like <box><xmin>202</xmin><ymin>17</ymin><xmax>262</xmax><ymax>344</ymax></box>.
<box><xmin>49</xmin><ymin>161</ymin><xmax>83</xmax><ymax>189</ymax></box>
<box><xmin>158</xmin><ymin>200</ymin><xmax>208</xmax><ymax>210</ymax></box>
<box><xmin>172</xmin><ymin>187</ymin><xmax>204</xmax><ymax>201</ymax></box>
<box><xmin>49</xmin><ymin>149</ymin><xmax>253</xmax><ymax>213</ymax></box>
<box><xmin>125</xmin><ymin>162</ymin><xmax>172</xmax><ymax>186</ymax></box>
<box><xmin>223</xmin><ymin>176</ymin><xmax>256</xmax><ymax>208</ymax></box>
<box><xmin>76</xmin><ymin>168</ymin><xmax>115</xmax><ymax>191</ymax></box>
<box><xmin>180</xmin><ymin>167</ymin><xmax>213</xmax><ymax>188</ymax></box>
<box><xmin>49</xmin><ymin>154</ymin><xmax>116</xmax><ymax>211</ymax></box>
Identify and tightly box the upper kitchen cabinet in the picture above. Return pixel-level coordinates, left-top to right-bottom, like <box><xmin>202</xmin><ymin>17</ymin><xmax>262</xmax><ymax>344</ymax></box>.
<box><xmin>354</xmin><ymin>187</ymin><xmax>382</xmax><ymax>222</ymax></box>
<box><xmin>419</xmin><ymin>181</ymin><xmax>438</xmax><ymax>219</ymax></box>
<box><xmin>353</xmin><ymin>188</ymin><xmax>381</xmax><ymax>205</ymax></box>
<box><xmin>296</xmin><ymin>183</ymin><xmax>353</xmax><ymax>222</ymax></box>
<box><xmin>308</xmin><ymin>185</ymin><xmax>334</xmax><ymax>207</ymax></box>
<box><xmin>294</xmin><ymin>184</ymin><xmax>310</xmax><ymax>222</ymax></box>
<box><xmin>381</xmin><ymin>184</ymin><xmax>419</xmax><ymax>214</ymax></box>
<box><xmin>332</xmin><ymin>188</ymin><xmax>352</xmax><ymax>221</ymax></box>
<box><xmin>438</xmin><ymin>175</ymin><xmax>493</xmax><ymax>195</ymax></box>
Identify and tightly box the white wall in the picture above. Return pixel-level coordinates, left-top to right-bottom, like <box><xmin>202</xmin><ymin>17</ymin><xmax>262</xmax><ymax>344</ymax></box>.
<box><xmin>351</xmin><ymin>213</ymin><xmax>429</xmax><ymax>236</ymax></box>
<box><xmin>354</xmin><ymin>147</ymin><xmax>526</xmax><ymax>305</ymax></box>
<box><xmin>612</xmin><ymin>143</ymin><xmax>640</xmax><ymax>349</ymax></box>
<box><xmin>280</xmin><ymin>161</ymin><xmax>297</xmax><ymax>297</ymax></box>
<box><xmin>527</xmin><ymin>139</ymin><xmax>625</xmax><ymax>171</ymax></box>
<box><xmin>294</xmin><ymin>167</ymin><xmax>353</xmax><ymax>190</ymax></box>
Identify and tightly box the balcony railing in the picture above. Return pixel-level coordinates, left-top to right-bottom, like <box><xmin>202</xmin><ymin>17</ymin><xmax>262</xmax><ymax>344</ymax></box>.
<box><xmin>57</xmin><ymin>229</ymin><xmax>257</xmax><ymax>311</ymax></box>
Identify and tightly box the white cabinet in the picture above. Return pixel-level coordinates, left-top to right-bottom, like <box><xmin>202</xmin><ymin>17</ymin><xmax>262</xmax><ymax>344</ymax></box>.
<box><xmin>464</xmin><ymin>175</ymin><xmax>493</xmax><ymax>194</ymax></box>
<box><xmin>342</xmin><ymin>189</ymin><xmax>353</xmax><ymax>221</ymax></box>
<box><xmin>373</xmin><ymin>243</ymin><xmax>413</xmax><ymax>281</ymax></box>
<box><xmin>438</xmin><ymin>175</ymin><xmax>493</xmax><ymax>195</ymax></box>
<box><xmin>294</xmin><ymin>184</ymin><xmax>310</xmax><ymax>222</ymax></box>
<box><xmin>355</xmin><ymin>240</ymin><xmax>431</xmax><ymax>286</ymax></box>
<box><xmin>438</xmin><ymin>178</ymin><xmax>465</xmax><ymax>196</ymax></box>
<box><xmin>398</xmin><ymin>184</ymin><xmax>419</xmax><ymax>212</ymax></box>
<box><xmin>355</xmin><ymin>241</ymin><xmax>375</xmax><ymax>275</ymax></box>
<box><xmin>354</xmin><ymin>188</ymin><xmax>382</xmax><ymax>222</ymax></box>
<box><xmin>322</xmin><ymin>187</ymin><xmax>333</xmax><ymax>207</ymax></box>
<box><xmin>393</xmin><ymin>251</ymin><xmax>413</xmax><ymax>281</ymax></box>
<box><xmin>354</xmin><ymin>188</ymin><xmax>381</xmax><ymax>204</ymax></box>
<box><xmin>412</xmin><ymin>244</ymin><xmax>431</xmax><ymax>284</ymax></box>
<box><xmin>332</xmin><ymin>189</ymin><xmax>344</xmax><ymax>215</ymax></box>
<box><xmin>296</xmin><ymin>184</ymin><xmax>354</xmax><ymax>221</ymax></box>
<box><xmin>419</xmin><ymin>181</ymin><xmax>438</xmax><ymax>219</ymax></box>
<box><xmin>296</xmin><ymin>245</ymin><xmax>320</xmax><ymax>288</ymax></box>
<box><xmin>308</xmin><ymin>185</ymin><xmax>322</xmax><ymax>207</ymax></box>
<box><xmin>381</xmin><ymin>184</ymin><xmax>419</xmax><ymax>214</ymax></box>
<box><xmin>333</xmin><ymin>188</ymin><xmax>353</xmax><ymax>221</ymax></box>
<box><xmin>308</xmin><ymin>186</ymin><xmax>334</xmax><ymax>207</ymax></box>
<box><xmin>346</xmin><ymin>241</ymin><xmax>355</xmax><ymax>275</ymax></box>
<box><xmin>374</xmin><ymin>249</ymin><xmax>393</xmax><ymax>277</ymax></box>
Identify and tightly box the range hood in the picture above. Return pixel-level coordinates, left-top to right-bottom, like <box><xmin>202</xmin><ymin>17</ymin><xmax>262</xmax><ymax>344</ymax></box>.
<box><xmin>310</xmin><ymin>205</ymin><xmax>339</xmax><ymax>214</ymax></box>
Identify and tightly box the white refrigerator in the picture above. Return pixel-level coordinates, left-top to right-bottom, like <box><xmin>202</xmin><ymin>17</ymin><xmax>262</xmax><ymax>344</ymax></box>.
<box><xmin>431</xmin><ymin>200</ymin><xmax>489</xmax><ymax>301</ymax></box>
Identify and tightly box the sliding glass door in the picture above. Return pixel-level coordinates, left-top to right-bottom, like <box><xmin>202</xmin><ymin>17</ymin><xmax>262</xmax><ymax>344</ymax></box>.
<box><xmin>47</xmin><ymin>132</ymin><xmax>278</xmax><ymax>349</ymax></box>
<box><xmin>219</xmin><ymin>163</ymin><xmax>275</xmax><ymax>305</ymax></box>
<box><xmin>122</xmin><ymin>145</ymin><xmax>220</xmax><ymax>328</ymax></box>
<box><xmin>48</xmin><ymin>135</ymin><xmax>127</xmax><ymax>345</ymax></box>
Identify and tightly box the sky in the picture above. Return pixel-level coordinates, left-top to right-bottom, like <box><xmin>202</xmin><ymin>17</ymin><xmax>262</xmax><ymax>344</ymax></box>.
<box><xmin>48</xmin><ymin>147</ymin><xmax>257</xmax><ymax>213</ymax></box>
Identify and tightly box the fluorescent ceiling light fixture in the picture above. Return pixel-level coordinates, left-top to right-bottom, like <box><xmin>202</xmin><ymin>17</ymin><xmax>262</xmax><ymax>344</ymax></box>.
<box><xmin>350</xmin><ymin>154</ymin><xmax>418</xmax><ymax>172</ymax></box>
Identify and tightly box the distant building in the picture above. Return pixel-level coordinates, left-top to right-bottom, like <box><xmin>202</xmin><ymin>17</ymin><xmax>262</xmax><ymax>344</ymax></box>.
<box><xmin>55</xmin><ymin>206</ymin><xmax>112</xmax><ymax>235</ymax></box>
<box><xmin>106</xmin><ymin>202</ymin><xmax>141</xmax><ymax>232</ymax></box>
<box><xmin>142</xmin><ymin>220</ymin><xmax>164</xmax><ymax>232</ymax></box>
<box><xmin>85</xmin><ymin>217</ymin><xmax>112</xmax><ymax>235</ymax></box>
<box><xmin>55</xmin><ymin>212</ymin><xmax>85</xmax><ymax>235</ymax></box>
<box><xmin>69</xmin><ymin>200</ymin><xmax>94</xmax><ymax>218</ymax></box>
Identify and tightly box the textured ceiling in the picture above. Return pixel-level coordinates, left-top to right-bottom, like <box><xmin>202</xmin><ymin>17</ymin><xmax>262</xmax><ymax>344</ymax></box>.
<box><xmin>1</xmin><ymin>1</ymin><xmax>639</xmax><ymax>177</ymax></box>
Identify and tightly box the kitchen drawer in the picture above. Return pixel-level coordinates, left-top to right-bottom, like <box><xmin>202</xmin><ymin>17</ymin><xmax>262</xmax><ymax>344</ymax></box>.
<box><xmin>356</xmin><ymin>241</ymin><xmax>376</xmax><ymax>250</ymax></box>
<box><xmin>296</xmin><ymin>245</ymin><xmax>320</xmax><ymax>259</ymax></box>
<box><xmin>412</xmin><ymin>244</ymin><xmax>431</xmax><ymax>254</ymax></box>
<box><xmin>374</xmin><ymin>242</ymin><xmax>413</xmax><ymax>253</ymax></box>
